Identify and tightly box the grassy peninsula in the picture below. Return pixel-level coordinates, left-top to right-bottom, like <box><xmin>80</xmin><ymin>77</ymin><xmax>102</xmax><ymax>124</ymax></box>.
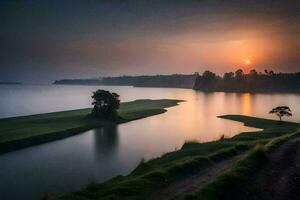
<box><xmin>0</xmin><ymin>99</ymin><xmax>182</xmax><ymax>154</ymax></box>
<box><xmin>55</xmin><ymin>115</ymin><xmax>300</xmax><ymax>200</ymax></box>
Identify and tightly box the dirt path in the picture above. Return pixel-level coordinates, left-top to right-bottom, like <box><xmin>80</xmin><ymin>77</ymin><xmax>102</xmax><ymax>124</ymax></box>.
<box><xmin>238</xmin><ymin>139</ymin><xmax>300</xmax><ymax>200</ymax></box>
<box><xmin>148</xmin><ymin>154</ymin><xmax>244</xmax><ymax>200</ymax></box>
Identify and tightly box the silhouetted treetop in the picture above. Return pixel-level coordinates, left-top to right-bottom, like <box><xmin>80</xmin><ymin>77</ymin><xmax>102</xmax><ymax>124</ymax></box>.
<box><xmin>235</xmin><ymin>69</ymin><xmax>244</xmax><ymax>77</ymax></box>
<box><xmin>269</xmin><ymin>106</ymin><xmax>292</xmax><ymax>121</ymax></box>
<box><xmin>223</xmin><ymin>72</ymin><xmax>234</xmax><ymax>81</ymax></box>
<box><xmin>194</xmin><ymin>69</ymin><xmax>300</xmax><ymax>93</ymax></box>
<box><xmin>91</xmin><ymin>90</ymin><xmax>120</xmax><ymax>119</ymax></box>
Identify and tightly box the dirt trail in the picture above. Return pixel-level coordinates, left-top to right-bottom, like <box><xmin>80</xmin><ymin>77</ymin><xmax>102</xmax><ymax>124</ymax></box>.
<box><xmin>238</xmin><ymin>139</ymin><xmax>300</xmax><ymax>200</ymax></box>
<box><xmin>148</xmin><ymin>154</ymin><xmax>244</xmax><ymax>200</ymax></box>
<box><xmin>149</xmin><ymin>138</ymin><xmax>300</xmax><ymax>200</ymax></box>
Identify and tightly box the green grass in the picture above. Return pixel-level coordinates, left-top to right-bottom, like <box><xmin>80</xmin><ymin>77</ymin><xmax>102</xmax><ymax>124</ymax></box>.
<box><xmin>0</xmin><ymin>99</ymin><xmax>183</xmax><ymax>153</ymax></box>
<box><xmin>57</xmin><ymin>145</ymin><xmax>245</xmax><ymax>200</ymax></box>
<box><xmin>264</xmin><ymin>128</ymin><xmax>300</xmax><ymax>152</ymax></box>
<box><xmin>183</xmin><ymin>145</ymin><xmax>268</xmax><ymax>200</ymax></box>
<box><xmin>219</xmin><ymin>115</ymin><xmax>299</xmax><ymax>130</ymax></box>
<box><xmin>55</xmin><ymin>115</ymin><xmax>300</xmax><ymax>200</ymax></box>
<box><xmin>182</xmin><ymin>128</ymin><xmax>300</xmax><ymax>200</ymax></box>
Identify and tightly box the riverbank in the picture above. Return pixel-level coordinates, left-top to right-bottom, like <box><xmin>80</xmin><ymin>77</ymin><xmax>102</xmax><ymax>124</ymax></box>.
<box><xmin>0</xmin><ymin>99</ymin><xmax>182</xmax><ymax>154</ymax></box>
<box><xmin>182</xmin><ymin>126</ymin><xmax>300</xmax><ymax>200</ymax></box>
<box><xmin>56</xmin><ymin>115</ymin><xmax>300</xmax><ymax>200</ymax></box>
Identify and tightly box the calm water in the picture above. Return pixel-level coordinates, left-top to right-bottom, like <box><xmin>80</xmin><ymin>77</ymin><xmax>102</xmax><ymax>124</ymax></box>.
<box><xmin>0</xmin><ymin>85</ymin><xmax>300</xmax><ymax>200</ymax></box>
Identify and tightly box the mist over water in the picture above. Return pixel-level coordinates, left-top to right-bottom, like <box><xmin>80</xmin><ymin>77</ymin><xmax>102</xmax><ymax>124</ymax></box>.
<box><xmin>1</xmin><ymin>85</ymin><xmax>300</xmax><ymax>200</ymax></box>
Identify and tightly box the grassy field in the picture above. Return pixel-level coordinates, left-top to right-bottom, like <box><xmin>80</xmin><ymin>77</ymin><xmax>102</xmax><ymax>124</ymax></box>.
<box><xmin>54</xmin><ymin>115</ymin><xmax>300</xmax><ymax>200</ymax></box>
<box><xmin>0</xmin><ymin>99</ymin><xmax>182</xmax><ymax>153</ymax></box>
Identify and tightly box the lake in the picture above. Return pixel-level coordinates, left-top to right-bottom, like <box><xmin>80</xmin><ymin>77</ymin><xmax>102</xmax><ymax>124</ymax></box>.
<box><xmin>0</xmin><ymin>84</ymin><xmax>300</xmax><ymax>200</ymax></box>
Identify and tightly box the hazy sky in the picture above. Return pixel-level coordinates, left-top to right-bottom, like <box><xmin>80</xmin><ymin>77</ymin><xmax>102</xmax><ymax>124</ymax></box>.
<box><xmin>1</xmin><ymin>0</ymin><xmax>300</xmax><ymax>83</ymax></box>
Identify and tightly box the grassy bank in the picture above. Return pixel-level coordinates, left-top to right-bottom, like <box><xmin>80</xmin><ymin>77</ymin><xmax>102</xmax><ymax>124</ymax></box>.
<box><xmin>0</xmin><ymin>99</ymin><xmax>182</xmax><ymax>154</ymax></box>
<box><xmin>219</xmin><ymin>115</ymin><xmax>299</xmax><ymax>131</ymax></box>
<box><xmin>55</xmin><ymin>115</ymin><xmax>299</xmax><ymax>200</ymax></box>
<box><xmin>183</xmin><ymin>129</ymin><xmax>300</xmax><ymax>200</ymax></box>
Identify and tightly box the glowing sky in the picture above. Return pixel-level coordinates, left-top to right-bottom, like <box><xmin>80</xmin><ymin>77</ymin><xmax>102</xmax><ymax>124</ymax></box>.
<box><xmin>1</xmin><ymin>0</ymin><xmax>300</xmax><ymax>83</ymax></box>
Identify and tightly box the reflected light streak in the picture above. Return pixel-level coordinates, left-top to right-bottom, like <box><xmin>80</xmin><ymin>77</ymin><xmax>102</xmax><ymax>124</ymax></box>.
<box><xmin>241</xmin><ymin>93</ymin><xmax>253</xmax><ymax>116</ymax></box>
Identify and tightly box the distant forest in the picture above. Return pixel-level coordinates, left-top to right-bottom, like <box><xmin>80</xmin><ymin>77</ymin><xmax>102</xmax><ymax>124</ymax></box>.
<box><xmin>194</xmin><ymin>69</ymin><xmax>300</xmax><ymax>93</ymax></box>
<box><xmin>54</xmin><ymin>70</ymin><xmax>300</xmax><ymax>93</ymax></box>
<box><xmin>54</xmin><ymin>74</ymin><xmax>198</xmax><ymax>89</ymax></box>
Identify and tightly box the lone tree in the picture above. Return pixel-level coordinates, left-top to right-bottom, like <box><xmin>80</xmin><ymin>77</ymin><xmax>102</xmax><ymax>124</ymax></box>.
<box><xmin>269</xmin><ymin>106</ymin><xmax>292</xmax><ymax>121</ymax></box>
<box><xmin>91</xmin><ymin>90</ymin><xmax>120</xmax><ymax>119</ymax></box>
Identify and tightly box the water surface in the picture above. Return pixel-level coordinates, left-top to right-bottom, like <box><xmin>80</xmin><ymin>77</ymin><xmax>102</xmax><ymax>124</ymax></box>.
<box><xmin>0</xmin><ymin>85</ymin><xmax>299</xmax><ymax>200</ymax></box>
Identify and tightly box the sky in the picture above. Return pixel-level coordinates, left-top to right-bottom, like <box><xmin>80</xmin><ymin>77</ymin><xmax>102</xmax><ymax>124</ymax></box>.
<box><xmin>1</xmin><ymin>0</ymin><xmax>300</xmax><ymax>83</ymax></box>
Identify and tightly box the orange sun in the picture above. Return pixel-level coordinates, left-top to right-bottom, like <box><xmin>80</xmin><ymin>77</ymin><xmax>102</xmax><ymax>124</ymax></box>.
<box><xmin>245</xmin><ymin>59</ymin><xmax>251</xmax><ymax>65</ymax></box>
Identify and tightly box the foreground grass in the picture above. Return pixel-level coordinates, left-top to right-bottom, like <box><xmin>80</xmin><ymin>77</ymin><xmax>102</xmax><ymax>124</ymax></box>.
<box><xmin>183</xmin><ymin>145</ymin><xmax>268</xmax><ymax>200</ymax></box>
<box><xmin>0</xmin><ymin>99</ymin><xmax>182</xmax><ymax>153</ymax></box>
<box><xmin>55</xmin><ymin>115</ymin><xmax>299</xmax><ymax>200</ymax></box>
<box><xmin>183</xmin><ymin>128</ymin><xmax>300</xmax><ymax>200</ymax></box>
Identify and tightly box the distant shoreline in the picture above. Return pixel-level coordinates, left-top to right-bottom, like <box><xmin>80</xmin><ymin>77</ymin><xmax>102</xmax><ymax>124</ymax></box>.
<box><xmin>53</xmin><ymin>74</ymin><xmax>198</xmax><ymax>89</ymax></box>
<box><xmin>53</xmin><ymin>71</ymin><xmax>300</xmax><ymax>93</ymax></box>
<box><xmin>193</xmin><ymin>70</ymin><xmax>300</xmax><ymax>93</ymax></box>
<box><xmin>0</xmin><ymin>81</ymin><xmax>22</xmax><ymax>85</ymax></box>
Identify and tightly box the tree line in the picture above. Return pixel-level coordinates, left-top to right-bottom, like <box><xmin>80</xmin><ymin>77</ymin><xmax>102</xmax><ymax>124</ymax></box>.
<box><xmin>54</xmin><ymin>74</ymin><xmax>198</xmax><ymax>88</ymax></box>
<box><xmin>193</xmin><ymin>69</ymin><xmax>300</xmax><ymax>93</ymax></box>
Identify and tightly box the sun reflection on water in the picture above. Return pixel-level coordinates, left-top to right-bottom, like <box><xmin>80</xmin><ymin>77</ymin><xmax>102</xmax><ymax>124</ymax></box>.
<box><xmin>241</xmin><ymin>93</ymin><xmax>253</xmax><ymax>116</ymax></box>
